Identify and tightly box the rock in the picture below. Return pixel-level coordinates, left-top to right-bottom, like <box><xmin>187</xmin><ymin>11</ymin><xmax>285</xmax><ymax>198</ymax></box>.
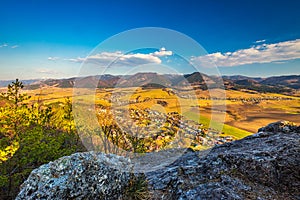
<box><xmin>16</xmin><ymin>152</ymin><xmax>133</xmax><ymax>200</ymax></box>
<box><xmin>258</xmin><ymin>120</ymin><xmax>299</xmax><ymax>133</ymax></box>
<box><xmin>16</xmin><ymin>122</ymin><xmax>300</xmax><ymax>199</ymax></box>
<box><xmin>145</xmin><ymin>121</ymin><xmax>300</xmax><ymax>200</ymax></box>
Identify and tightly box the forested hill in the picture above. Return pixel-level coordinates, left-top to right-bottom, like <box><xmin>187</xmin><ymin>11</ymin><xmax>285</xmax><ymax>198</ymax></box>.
<box><xmin>1</xmin><ymin>73</ymin><xmax>298</xmax><ymax>95</ymax></box>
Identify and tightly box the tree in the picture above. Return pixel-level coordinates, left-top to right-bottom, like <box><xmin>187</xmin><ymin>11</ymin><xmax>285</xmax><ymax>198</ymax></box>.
<box><xmin>63</xmin><ymin>97</ymin><xmax>75</xmax><ymax>133</ymax></box>
<box><xmin>0</xmin><ymin>80</ymin><xmax>85</xmax><ymax>199</ymax></box>
<box><xmin>1</xmin><ymin>79</ymin><xmax>29</xmax><ymax>108</ymax></box>
<box><xmin>0</xmin><ymin>79</ymin><xmax>30</xmax><ymax>138</ymax></box>
<box><xmin>0</xmin><ymin>79</ymin><xmax>31</xmax><ymax>198</ymax></box>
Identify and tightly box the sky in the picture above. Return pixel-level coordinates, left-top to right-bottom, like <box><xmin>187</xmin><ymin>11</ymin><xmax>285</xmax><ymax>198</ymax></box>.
<box><xmin>0</xmin><ymin>0</ymin><xmax>300</xmax><ymax>80</ymax></box>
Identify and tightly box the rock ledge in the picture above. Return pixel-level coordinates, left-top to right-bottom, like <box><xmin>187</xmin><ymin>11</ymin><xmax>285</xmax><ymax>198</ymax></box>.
<box><xmin>16</xmin><ymin>121</ymin><xmax>300</xmax><ymax>200</ymax></box>
<box><xmin>16</xmin><ymin>152</ymin><xmax>132</xmax><ymax>200</ymax></box>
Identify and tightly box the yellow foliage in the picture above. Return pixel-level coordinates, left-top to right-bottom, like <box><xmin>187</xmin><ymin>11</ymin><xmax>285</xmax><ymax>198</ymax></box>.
<box><xmin>0</xmin><ymin>140</ymin><xmax>19</xmax><ymax>163</ymax></box>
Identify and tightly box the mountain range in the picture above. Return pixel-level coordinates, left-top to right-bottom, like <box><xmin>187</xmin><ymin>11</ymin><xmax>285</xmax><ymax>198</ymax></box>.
<box><xmin>1</xmin><ymin>73</ymin><xmax>300</xmax><ymax>94</ymax></box>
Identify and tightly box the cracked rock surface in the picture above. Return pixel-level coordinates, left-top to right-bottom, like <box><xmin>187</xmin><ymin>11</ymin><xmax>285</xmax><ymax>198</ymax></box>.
<box><xmin>16</xmin><ymin>121</ymin><xmax>300</xmax><ymax>200</ymax></box>
<box><xmin>147</xmin><ymin>121</ymin><xmax>300</xmax><ymax>199</ymax></box>
<box><xmin>16</xmin><ymin>152</ymin><xmax>132</xmax><ymax>200</ymax></box>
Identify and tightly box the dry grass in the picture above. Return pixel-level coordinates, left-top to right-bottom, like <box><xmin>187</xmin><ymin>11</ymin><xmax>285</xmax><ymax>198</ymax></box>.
<box><xmin>22</xmin><ymin>86</ymin><xmax>300</xmax><ymax>137</ymax></box>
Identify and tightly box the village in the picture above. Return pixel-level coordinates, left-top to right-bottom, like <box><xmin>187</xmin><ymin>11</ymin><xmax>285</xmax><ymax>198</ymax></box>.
<box><xmin>97</xmin><ymin>104</ymin><xmax>234</xmax><ymax>152</ymax></box>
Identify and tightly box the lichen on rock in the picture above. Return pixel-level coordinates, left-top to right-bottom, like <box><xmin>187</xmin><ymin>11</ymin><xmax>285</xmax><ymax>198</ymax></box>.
<box><xmin>16</xmin><ymin>152</ymin><xmax>133</xmax><ymax>200</ymax></box>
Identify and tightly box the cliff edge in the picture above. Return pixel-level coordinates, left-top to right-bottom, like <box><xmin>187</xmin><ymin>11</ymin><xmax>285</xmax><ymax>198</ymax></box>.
<box><xmin>16</xmin><ymin>121</ymin><xmax>300</xmax><ymax>200</ymax></box>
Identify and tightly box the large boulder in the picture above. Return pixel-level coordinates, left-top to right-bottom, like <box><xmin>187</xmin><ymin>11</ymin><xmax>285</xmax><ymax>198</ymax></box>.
<box><xmin>16</xmin><ymin>121</ymin><xmax>300</xmax><ymax>199</ymax></box>
<box><xmin>147</xmin><ymin>121</ymin><xmax>300</xmax><ymax>199</ymax></box>
<box><xmin>16</xmin><ymin>152</ymin><xmax>132</xmax><ymax>200</ymax></box>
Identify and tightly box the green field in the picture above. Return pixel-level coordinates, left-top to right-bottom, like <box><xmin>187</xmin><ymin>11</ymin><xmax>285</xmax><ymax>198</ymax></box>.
<box><xmin>183</xmin><ymin>111</ymin><xmax>252</xmax><ymax>139</ymax></box>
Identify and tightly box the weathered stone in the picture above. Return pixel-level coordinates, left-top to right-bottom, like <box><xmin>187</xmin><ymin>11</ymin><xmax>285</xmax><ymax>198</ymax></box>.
<box><xmin>146</xmin><ymin>121</ymin><xmax>300</xmax><ymax>199</ymax></box>
<box><xmin>258</xmin><ymin>120</ymin><xmax>299</xmax><ymax>133</ymax></box>
<box><xmin>16</xmin><ymin>152</ymin><xmax>132</xmax><ymax>200</ymax></box>
<box><xmin>16</xmin><ymin>121</ymin><xmax>300</xmax><ymax>200</ymax></box>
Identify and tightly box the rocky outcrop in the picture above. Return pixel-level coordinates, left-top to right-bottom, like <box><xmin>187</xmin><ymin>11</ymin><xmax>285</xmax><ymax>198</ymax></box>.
<box><xmin>147</xmin><ymin>121</ymin><xmax>300</xmax><ymax>199</ymax></box>
<box><xmin>16</xmin><ymin>121</ymin><xmax>300</xmax><ymax>200</ymax></box>
<box><xmin>16</xmin><ymin>152</ymin><xmax>132</xmax><ymax>200</ymax></box>
<box><xmin>258</xmin><ymin>120</ymin><xmax>300</xmax><ymax>133</ymax></box>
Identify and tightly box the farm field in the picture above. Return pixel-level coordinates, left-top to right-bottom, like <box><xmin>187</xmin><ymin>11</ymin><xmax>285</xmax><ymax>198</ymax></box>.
<box><xmin>15</xmin><ymin>86</ymin><xmax>300</xmax><ymax>138</ymax></box>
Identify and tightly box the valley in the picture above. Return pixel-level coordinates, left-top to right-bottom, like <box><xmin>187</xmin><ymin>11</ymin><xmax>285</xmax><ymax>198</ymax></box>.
<box><xmin>2</xmin><ymin>73</ymin><xmax>299</xmax><ymax>152</ymax></box>
<box><xmin>11</xmin><ymin>74</ymin><xmax>300</xmax><ymax>136</ymax></box>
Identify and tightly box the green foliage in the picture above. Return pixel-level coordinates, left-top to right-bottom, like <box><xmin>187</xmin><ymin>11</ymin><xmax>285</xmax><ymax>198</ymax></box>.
<box><xmin>0</xmin><ymin>79</ymin><xmax>30</xmax><ymax>108</ymax></box>
<box><xmin>27</xmin><ymin>103</ymin><xmax>53</xmax><ymax>127</ymax></box>
<box><xmin>0</xmin><ymin>126</ymin><xmax>82</xmax><ymax>198</ymax></box>
<box><xmin>0</xmin><ymin>79</ymin><xmax>85</xmax><ymax>199</ymax></box>
<box><xmin>0</xmin><ymin>79</ymin><xmax>30</xmax><ymax>138</ymax></box>
<box><xmin>62</xmin><ymin>97</ymin><xmax>75</xmax><ymax>133</ymax></box>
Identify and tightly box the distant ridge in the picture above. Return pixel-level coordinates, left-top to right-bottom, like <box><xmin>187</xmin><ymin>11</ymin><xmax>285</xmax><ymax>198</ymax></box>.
<box><xmin>1</xmin><ymin>73</ymin><xmax>299</xmax><ymax>94</ymax></box>
<box><xmin>222</xmin><ymin>75</ymin><xmax>263</xmax><ymax>82</ymax></box>
<box><xmin>0</xmin><ymin>79</ymin><xmax>40</xmax><ymax>87</ymax></box>
<box><xmin>260</xmin><ymin>75</ymin><xmax>300</xmax><ymax>89</ymax></box>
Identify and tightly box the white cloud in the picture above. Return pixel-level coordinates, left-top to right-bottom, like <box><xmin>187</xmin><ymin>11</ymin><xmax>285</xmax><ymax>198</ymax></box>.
<box><xmin>117</xmin><ymin>53</ymin><xmax>161</xmax><ymax>65</ymax></box>
<box><xmin>151</xmin><ymin>47</ymin><xmax>173</xmax><ymax>57</ymax></box>
<box><xmin>48</xmin><ymin>56</ymin><xmax>59</xmax><ymax>61</ymax></box>
<box><xmin>191</xmin><ymin>39</ymin><xmax>300</xmax><ymax>67</ymax></box>
<box><xmin>0</xmin><ymin>43</ymin><xmax>8</xmax><ymax>48</ymax></box>
<box><xmin>67</xmin><ymin>48</ymin><xmax>172</xmax><ymax>67</ymax></box>
<box><xmin>255</xmin><ymin>39</ymin><xmax>266</xmax><ymax>43</ymax></box>
<box><xmin>0</xmin><ymin>44</ymin><xmax>20</xmax><ymax>48</ymax></box>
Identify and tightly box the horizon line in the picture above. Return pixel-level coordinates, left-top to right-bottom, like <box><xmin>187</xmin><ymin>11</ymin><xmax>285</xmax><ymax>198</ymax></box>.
<box><xmin>1</xmin><ymin>72</ymin><xmax>300</xmax><ymax>82</ymax></box>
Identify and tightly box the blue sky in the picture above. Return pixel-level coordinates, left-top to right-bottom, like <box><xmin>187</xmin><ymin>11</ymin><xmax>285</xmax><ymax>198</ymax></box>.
<box><xmin>0</xmin><ymin>0</ymin><xmax>299</xmax><ymax>80</ymax></box>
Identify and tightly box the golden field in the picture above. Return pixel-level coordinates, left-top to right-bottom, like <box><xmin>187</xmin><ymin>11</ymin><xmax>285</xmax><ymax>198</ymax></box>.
<box><xmin>11</xmin><ymin>86</ymin><xmax>300</xmax><ymax>139</ymax></box>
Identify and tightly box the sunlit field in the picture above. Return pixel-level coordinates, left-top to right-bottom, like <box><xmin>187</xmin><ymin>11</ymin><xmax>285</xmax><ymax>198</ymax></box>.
<box><xmin>18</xmin><ymin>86</ymin><xmax>300</xmax><ymax>136</ymax></box>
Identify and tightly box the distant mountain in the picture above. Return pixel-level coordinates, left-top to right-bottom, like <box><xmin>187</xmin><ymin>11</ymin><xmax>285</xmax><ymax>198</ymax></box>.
<box><xmin>26</xmin><ymin>75</ymin><xmax>121</xmax><ymax>89</ymax></box>
<box><xmin>260</xmin><ymin>75</ymin><xmax>300</xmax><ymax>89</ymax></box>
<box><xmin>0</xmin><ymin>79</ymin><xmax>40</xmax><ymax>87</ymax></box>
<box><xmin>26</xmin><ymin>78</ymin><xmax>75</xmax><ymax>89</ymax></box>
<box><xmin>2</xmin><ymin>73</ymin><xmax>299</xmax><ymax>95</ymax></box>
<box><xmin>181</xmin><ymin>72</ymin><xmax>208</xmax><ymax>89</ymax></box>
<box><xmin>234</xmin><ymin>79</ymin><xmax>260</xmax><ymax>86</ymax></box>
<box><xmin>222</xmin><ymin>75</ymin><xmax>300</xmax><ymax>93</ymax></box>
<box><xmin>222</xmin><ymin>75</ymin><xmax>263</xmax><ymax>82</ymax></box>
<box><xmin>76</xmin><ymin>75</ymin><xmax>120</xmax><ymax>88</ymax></box>
<box><xmin>117</xmin><ymin>73</ymin><xmax>172</xmax><ymax>88</ymax></box>
<box><xmin>184</xmin><ymin>72</ymin><xmax>205</xmax><ymax>83</ymax></box>
<box><xmin>223</xmin><ymin>75</ymin><xmax>300</xmax><ymax>89</ymax></box>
